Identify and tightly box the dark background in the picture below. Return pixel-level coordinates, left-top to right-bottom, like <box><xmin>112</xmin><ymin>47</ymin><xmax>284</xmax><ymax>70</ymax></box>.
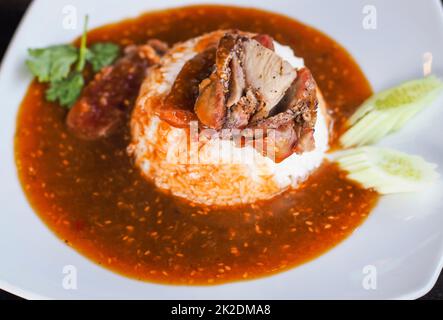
<box><xmin>0</xmin><ymin>0</ymin><xmax>442</xmax><ymax>300</ymax></box>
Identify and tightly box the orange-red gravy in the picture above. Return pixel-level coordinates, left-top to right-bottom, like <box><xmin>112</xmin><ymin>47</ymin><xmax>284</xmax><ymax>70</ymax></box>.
<box><xmin>15</xmin><ymin>5</ymin><xmax>377</xmax><ymax>285</ymax></box>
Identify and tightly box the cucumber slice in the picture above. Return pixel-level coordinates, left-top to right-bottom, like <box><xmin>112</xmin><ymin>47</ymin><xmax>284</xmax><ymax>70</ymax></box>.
<box><xmin>341</xmin><ymin>76</ymin><xmax>443</xmax><ymax>148</ymax></box>
<box><xmin>336</xmin><ymin>147</ymin><xmax>439</xmax><ymax>194</ymax></box>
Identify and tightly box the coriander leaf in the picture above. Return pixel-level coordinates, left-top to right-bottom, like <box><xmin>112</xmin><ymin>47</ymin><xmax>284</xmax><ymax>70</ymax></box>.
<box><xmin>76</xmin><ymin>15</ymin><xmax>89</xmax><ymax>72</ymax></box>
<box><xmin>87</xmin><ymin>43</ymin><xmax>120</xmax><ymax>72</ymax></box>
<box><xmin>46</xmin><ymin>72</ymin><xmax>84</xmax><ymax>108</ymax></box>
<box><xmin>26</xmin><ymin>45</ymin><xmax>78</xmax><ymax>82</ymax></box>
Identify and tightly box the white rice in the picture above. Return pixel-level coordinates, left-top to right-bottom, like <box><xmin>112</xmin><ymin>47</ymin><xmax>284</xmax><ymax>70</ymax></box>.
<box><xmin>130</xmin><ymin>31</ymin><xmax>329</xmax><ymax>206</ymax></box>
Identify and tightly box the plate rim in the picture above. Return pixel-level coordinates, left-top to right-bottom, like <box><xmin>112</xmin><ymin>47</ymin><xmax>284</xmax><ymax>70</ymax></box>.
<box><xmin>1</xmin><ymin>0</ymin><xmax>443</xmax><ymax>300</ymax></box>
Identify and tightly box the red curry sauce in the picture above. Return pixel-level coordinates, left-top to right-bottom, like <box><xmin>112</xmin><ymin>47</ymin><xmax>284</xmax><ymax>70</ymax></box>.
<box><xmin>15</xmin><ymin>5</ymin><xmax>377</xmax><ymax>285</ymax></box>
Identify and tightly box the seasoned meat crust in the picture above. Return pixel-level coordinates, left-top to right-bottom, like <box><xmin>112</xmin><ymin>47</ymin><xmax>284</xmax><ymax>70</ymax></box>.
<box><xmin>189</xmin><ymin>31</ymin><xmax>319</xmax><ymax>161</ymax></box>
<box><xmin>67</xmin><ymin>40</ymin><xmax>168</xmax><ymax>140</ymax></box>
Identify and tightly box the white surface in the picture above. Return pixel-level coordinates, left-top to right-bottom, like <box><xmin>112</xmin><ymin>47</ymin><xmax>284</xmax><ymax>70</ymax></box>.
<box><xmin>0</xmin><ymin>0</ymin><xmax>443</xmax><ymax>300</ymax></box>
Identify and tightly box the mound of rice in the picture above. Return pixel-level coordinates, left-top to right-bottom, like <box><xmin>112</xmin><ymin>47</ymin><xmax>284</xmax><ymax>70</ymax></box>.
<box><xmin>130</xmin><ymin>31</ymin><xmax>329</xmax><ymax>206</ymax></box>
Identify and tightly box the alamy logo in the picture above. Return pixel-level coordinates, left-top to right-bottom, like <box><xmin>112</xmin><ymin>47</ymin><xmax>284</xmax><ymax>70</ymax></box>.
<box><xmin>362</xmin><ymin>265</ymin><xmax>377</xmax><ymax>290</ymax></box>
<box><xmin>362</xmin><ymin>5</ymin><xmax>377</xmax><ymax>30</ymax></box>
<box><xmin>62</xmin><ymin>5</ymin><xmax>78</xmax><ymax>30</ymax></box>
<box><xmin>423</xmin><ymin>52</ymin><xmax>433</xmax><ymax>76</ymax></box>
<box><xmin>62</xmin><ymin>265</ymin><xmax>78</xmax><ymax>290</ymax></box>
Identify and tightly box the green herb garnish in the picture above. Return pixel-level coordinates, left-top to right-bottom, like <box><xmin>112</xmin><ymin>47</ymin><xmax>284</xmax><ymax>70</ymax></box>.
<box><xmin>26</xmin><ymin>15</ymin><xmax>121</xmax><ymax>108</ymax></box>
<box><xmin>87</xmin><ymin>43</ymin><xmax>120</xmax><ymax>72</ymax></box>
<box><xmin>26</xmin><ymin>45</ymin><xmax>78</xmax><ymax>83</ymax></box>
<box><xmin>46</xmin><ymin>72</ymin><xmax>85</xmax><ymax>107</ymax></box>
<box><xmin>76</xmin><ymin>15</ymin><xmax>89</xmax><ymax>72</ymax></box>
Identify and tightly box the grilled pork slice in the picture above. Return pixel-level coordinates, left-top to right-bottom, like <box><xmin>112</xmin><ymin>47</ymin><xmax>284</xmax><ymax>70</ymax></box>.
<box><xmin>156</xmin><ymin>31</ymin><xmax>318</xmax><ymax>161</ymax></box>
<box><xmin>194</xmin><ymin>33</ymin><xmax>239</xmax><ymax>130</ymax></box>
<box><xmin>192</xmin><ymin>31</ymin><xmax>318</xmax><ymax>161</ymax></box>
<box><xmin>67</xmin><ymin>40</ymin><xmax>167</xmax><ymax>140</ymax></box>
<box><xmin>250</xmin><ymin>68</ymin><xmax>319</xmax><ymax>159</ymax></box>
<box><xmin>225</xmin><ymin>34</ymin><xmax>275</xmax><ymax>110</ymax></box>
<box><xmin>195</xmin><ymin>32</ymin><xmax>296</xmax><ymax>130</ymax></box>
<box><xmin>225</xmin><ymin>87</ymin><xmax>263</xmax><ymax>129</ymax></box>
<box><xmin>160</xmin><ymin>47</ymin><xmax>216</xmax><ymax>128</ymax></box>
<box><xmin>241</xmin><ymin>38</ymin><xmax>297</xmax><ymax>122</ymax></box>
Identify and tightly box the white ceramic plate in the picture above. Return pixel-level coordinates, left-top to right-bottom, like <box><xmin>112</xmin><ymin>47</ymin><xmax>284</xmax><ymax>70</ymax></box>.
<box><xmin>1</xmin><ymin>0</ymin><xmax>443</xmax><ymax>300</ymax></box>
